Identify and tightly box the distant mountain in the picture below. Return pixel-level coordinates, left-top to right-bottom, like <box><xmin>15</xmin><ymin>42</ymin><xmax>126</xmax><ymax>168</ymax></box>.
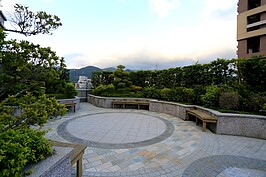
<box><xmin>69</xmin><ymin>66</ymin><xmax>135</xmax><ymax>83</ymax></box>
<box><xmin>69</xmin><ymin>66</ymin><xmax>101</xmax><ymax>83</ymax></box>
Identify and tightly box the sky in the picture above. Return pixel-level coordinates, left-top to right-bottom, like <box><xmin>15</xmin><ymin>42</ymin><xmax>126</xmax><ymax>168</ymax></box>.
<box><xmin>1</xmin><ymin>0</ymin><xmax>238</xmax><ymax>70</ymax></box>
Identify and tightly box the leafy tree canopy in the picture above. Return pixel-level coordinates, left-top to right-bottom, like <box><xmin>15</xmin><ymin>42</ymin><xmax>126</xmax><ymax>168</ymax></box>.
<box><xmin>0</xmin><ymin>35</ymin><xmax>67</xmax><ymax>100</ymax></box>
<box><xmin>4</xmin><ymin>4</ymin><xmax>62</xmax><ymax>36</ymax></box>
<box><xmin>0</xmin><ymin>4</ymin><xmax>76</xmax><ymax>100</ymax></box>
<box><xmin>117</xmin><ymin>64</ymin><xmax>125</xmax><ymax>70</ymax></box>
<box><xmin>0</xmin><ymin>4</ymin><xmax>73</xmax><ymax>176</ymax></box>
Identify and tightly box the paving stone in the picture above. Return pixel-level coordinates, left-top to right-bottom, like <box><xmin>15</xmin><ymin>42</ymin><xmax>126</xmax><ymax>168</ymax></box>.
<box><xmin>43</xmin><ymin>103</ymin><xmax>266</xmax><ymax>177</ymax></box>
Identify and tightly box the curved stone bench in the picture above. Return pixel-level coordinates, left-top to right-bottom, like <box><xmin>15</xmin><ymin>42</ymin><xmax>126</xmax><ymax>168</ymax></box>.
<box><xmin>87</xmin><ymin>94</ymin><xmax>266</xmax><ymax>140</ymax></box>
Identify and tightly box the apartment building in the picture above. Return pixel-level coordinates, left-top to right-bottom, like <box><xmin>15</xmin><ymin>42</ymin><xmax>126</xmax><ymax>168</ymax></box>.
<box><xmin>237</xmin><ymin>0</ymin><xmax>266</xmax><ymax>58</ymax></box>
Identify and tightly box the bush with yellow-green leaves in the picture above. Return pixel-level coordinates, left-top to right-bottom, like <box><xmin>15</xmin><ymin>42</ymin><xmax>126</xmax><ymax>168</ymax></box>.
<box><xmin>0</xmin><ymin>94</ymin><xmax>66</xmax><ymax>177</ymax></box>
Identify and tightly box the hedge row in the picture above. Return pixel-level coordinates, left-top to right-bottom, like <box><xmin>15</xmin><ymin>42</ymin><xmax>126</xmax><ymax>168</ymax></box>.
<box><xmin>92</xmin><ymin>84</ymin><xmax>266</xmax><ymax>113</ymax></box>
<box><xmin>93</xmin><ymin>57</ymin><xmax>266</xmax><ymax>92</ymax></box>
<box><xmin>92</xmin><ymin>57</ymin><xmax>266</xmax><ymax>114</ymax></box>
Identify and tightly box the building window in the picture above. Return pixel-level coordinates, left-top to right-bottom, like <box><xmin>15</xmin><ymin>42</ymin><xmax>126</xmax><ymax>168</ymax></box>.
<box><xmin>247</xmin><ymin>14</ymin><xmax>261</xmax><ymax>31</ymax></box>
<box><xmin>247</xmin><ymin>37</ymin><xmax>260</xmax><ymax>54</ymax></box>
<box><xmin>247</xmin><ymin>14</ymin><xmax>260</xmax><ymax>24</ymax></box>
<box><xmin>248</xmin><ymin>0</ymin><xmax>261</xmax><ymax>10</ymax></box>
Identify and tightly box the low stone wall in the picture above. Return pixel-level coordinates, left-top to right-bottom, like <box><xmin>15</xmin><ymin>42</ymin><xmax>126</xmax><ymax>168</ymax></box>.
<box><xmin>87</xmin><ymin>94</ymin><xmax>150</xmax><ymax>108</ymax></box>
<box><xmin>58</xmin><ymin>96</ymin><xmax>81</xmax><ymax>111</ymax></box>
<box><xmin>26</xmin><ymin>146</ymin><xmax>73</xmax><ymax>177</ymax></box>
<box><xmin>150</xmin><ymin>100</ymin><xmax>266</xmax><ymax>139</ymax></box>
<box><xmin>215</xmin><ymin>113</ymin><xmax>266</xmax><ymax>139</ymax></box>
<box><xmin>87</xmin><ymin>94</ymin><xmax>266</xmax><ymax>140</ymax></box>
<box><xmin>149</xmin><ymin>100</ymin><xmax>194</xmax><ymax>120</ymax></box>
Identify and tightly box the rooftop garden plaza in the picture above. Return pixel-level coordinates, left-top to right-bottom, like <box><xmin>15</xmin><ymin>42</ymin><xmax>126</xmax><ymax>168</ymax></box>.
<box><xmin>0</xmin><ymin>3</ymin><xmax>266</xmax><ymax>177</ymax></box>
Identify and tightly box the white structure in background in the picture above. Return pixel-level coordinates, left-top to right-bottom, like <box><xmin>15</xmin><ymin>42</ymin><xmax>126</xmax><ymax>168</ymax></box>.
<box><xmin>75</xmin><ymin>76</ymin><xmax>92</xmax><ymax>89</ymax></box>
<box><xmin>75</xmin><ymin>76</ymin><xmax>92</xmax><ymax>101</ymax></box>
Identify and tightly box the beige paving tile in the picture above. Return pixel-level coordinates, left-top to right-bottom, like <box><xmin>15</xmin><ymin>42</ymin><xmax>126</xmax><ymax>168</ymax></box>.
<box><xmin>45</xmin><ymin>103</ymin><xmax>266</xmax><ymax>177</ymax></box>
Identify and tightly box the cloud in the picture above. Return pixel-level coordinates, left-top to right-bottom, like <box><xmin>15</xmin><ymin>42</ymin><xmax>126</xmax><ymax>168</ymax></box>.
<box><xmin>65</xmin><ymin>17</ymin><xmax>237</xmax><ymax>70</ymax></box>
<box><xmin>64</xmin><ymin>3</ymin><xmax>237</xmax><ymax>70</ymax></box>
<box><xmin>64</xmin><ymin>26</ymin><xmax>237</xmax><ymax>70</ymax></box>
<box><xmin>203</xmin><ymin>0</ymin><xmax>237</xmax><ymax>12</ymax></box>
<box><xmin>4</xmin><ymin>0</ymin><xmax>238</xmax><ymax>70</ymax></box>
<box><xmin>202</xmin><ymin>0</ymin><xmax>237</xmax><ymax>20</ymax></box>
<box><xmin>149</xmin><ymin>0</ymin><xmax>179</xmax><ymax>19</ymax></box>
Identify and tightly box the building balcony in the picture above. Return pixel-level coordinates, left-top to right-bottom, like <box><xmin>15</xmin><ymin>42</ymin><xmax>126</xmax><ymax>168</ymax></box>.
<box><xmin>247</xmin><ymin>19</ymin><xmax>266</xmax><ymax>29</ymax></box>
<box><xmin>237</xmin><ymin>4</ymin><xmax>266</xmax><ymax>40</ymax></box>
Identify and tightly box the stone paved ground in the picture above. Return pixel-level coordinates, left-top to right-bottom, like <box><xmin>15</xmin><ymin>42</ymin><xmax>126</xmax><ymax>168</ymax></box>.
<box><xmin>44</xmin><ymin>103</ymin><xmax>266</xmax><ymax>177</ymax></box>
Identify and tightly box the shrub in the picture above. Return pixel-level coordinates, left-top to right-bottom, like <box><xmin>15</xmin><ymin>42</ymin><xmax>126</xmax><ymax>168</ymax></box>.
<box><xmin>0</xmin><ymin>128</ymin><xmax>53</xmax><ymax>177</ymax></box>
<box><xmin>47</xmin><ymin>82</ymin><xmax>77</xmax><ymax>99</ymax></box>
<box><xmin>131</xmin><ymin>85</ymin><xmax>142</xmax><ymax>92</ymax></box>
<box><xmin>0</xmin><ymin>93</ymin><xmax>66</xmax><ymax>177</ymax></box>
<box><xmin>63</xmin><ymin>82</ymin><xmax>78</xmax><ymax>99</ymax></box>
<box><xmin>201</xmin><ymin>85</ymin><xmax>222</xmax><ymax>108</ymax></box>
<box><xmin>172</xmin><ymin>87</ymin><xmax>184</xmax><ymax>102</ymax></box>
<box><xmin>1</xmin><ymin>93</ymin><xmax>66</xmax><ymax>130</ymax></box>
<box><xmin>219</xmin><ymin>92</ymin><xmax>240</xmax><ymax>110</ymax></box>
<box><xmin>117</xmin><ymin>82</ymin><xmax>126</xmax><ymax>89</ymax></box>
<box><xmin>192</xmin><ymin>85</ymin><xmax>206</xmax><ymax>105</ymax></box>
<box><xmin>172</xmin><ymin>87</ymin><xmax>194</xmax><ymax>103</ymax></box>
<box><xmin>262</xmin><ymin>104</ymin><xmax>266</xmax><ymax>112</ymax></box>
<box><xmin>181</xmin><ymin>88</ymin><xmax>194</xmax><ymax>104</ymax></box>
<box><xmin>160</xmin><ymin>88</ymin><xmax>173</xmax><ymax>101</ymax></box>
<box><xmin>141</xmin><ymin>87</ymin><xmax>160</xmax><ymax>99</ymax></box>
<box><xmin>92</xmin><ymin>84</ymin><xmax>115</xmax><ymax>95</ymax></box>
<box><xmin>47</xmin><ymin>93</ymin><xmax>65</xmax><ymax>99</ymax></box>
<box><xmin>237</xmin><ymin>57</ymin><xmax>266</xmax><ymax>92</ymax></box>
<box><xmin>241</xmin><ymin>93</ymin><xmax>266</xmax><ymax>112</ymax></box>
<box><xmin>263</xmin><ymin>104</ymin><xmax>266</xmax><ymax>109</ymax></box>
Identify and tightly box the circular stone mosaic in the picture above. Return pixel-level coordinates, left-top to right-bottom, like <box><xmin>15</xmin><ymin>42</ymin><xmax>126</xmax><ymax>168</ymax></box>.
<box><xmin>57</xmin><ymin>112</ymin><xmax>174</xmax><ymax>149</ymax></box>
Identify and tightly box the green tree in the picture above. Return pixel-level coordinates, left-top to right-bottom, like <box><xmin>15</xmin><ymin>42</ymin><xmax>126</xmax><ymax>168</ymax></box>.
<box><xmin>4</xmin><ymin>4</ymin><xmax>62</xmax><ymax>36</ymax></box>
<box><xmin>209</xmin><ymin>58</ymin><xmax>237</xmax><ymax>85</ymax></box>
<box><xmin>92</xmin><ymin>71</ymin><xmax>114</xmax><ymax>88</ymax></box>
<box><xmin>237</xmin><ymin>56</ymin><xmax>266</xmax><ymax>92</ymax></box>
<box><xmin>0</xmin><ymin>4</ymin><xmax>68</xmax><ymax>176</ymax></box>
<box><xmin>117</xmin><ymin>64</ymin><xmax>125</xmax><ymax>70</ymax></box>
<box><xmin>112</xmin><ymin>65</ymin><xmax>132</xmax><ymax>89</ymax></box>
<box><xmin>0</xmin><ymin>38</ymin><xmax>68</xmax><ymax>100</ymax></box>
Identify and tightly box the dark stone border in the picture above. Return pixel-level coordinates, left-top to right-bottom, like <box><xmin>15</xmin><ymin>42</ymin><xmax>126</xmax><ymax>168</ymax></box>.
<box><xmin>182</xmin><ymin>155</ymin><xmax>266</xmax><ymax>177</ymax></box>
<box><xmin>57</xmin><ymin>112</ymin><xmax>175</xmax><ymax>149</ymax></box>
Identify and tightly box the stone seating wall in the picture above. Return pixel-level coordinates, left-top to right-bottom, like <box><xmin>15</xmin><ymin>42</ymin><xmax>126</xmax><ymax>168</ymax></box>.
<box><xmin>57</xmin><ymin>96</ymin><xmax>81</xmax><ymax>111</ymax></box>
<box><xmin>87</xmin><ymin>94</ymin><xmax>266</xmax><ymax>140</ymax></box>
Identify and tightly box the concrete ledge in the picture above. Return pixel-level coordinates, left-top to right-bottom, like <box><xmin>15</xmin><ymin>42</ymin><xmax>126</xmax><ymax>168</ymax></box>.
<box><xmin>149</xmin><ymin>100</ymin><xmax>194</xmax><ymax>120</ymax></box>
<box><xmin>25</xmin><ymin>146</ymin><xmax>73</xmax><ymax>177</ymax></box>
<box><xmin>58</xmin><ymin>96</ymin><xmax>81</xmax><ymax>111</ymax></box>
<box><xmin>88</xmin><ymin>94</ymin><xmax>266</xmax><ymax>140</ymax></box>
<box><xmin>215</xmin><ymin>114</ymin><xmax>266</xmax><ymax>139</ymax></box>
<box><xmin>87</xmin><ymin>94</ymin><xmax>150</xmax><ymax>108</ymax></box>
